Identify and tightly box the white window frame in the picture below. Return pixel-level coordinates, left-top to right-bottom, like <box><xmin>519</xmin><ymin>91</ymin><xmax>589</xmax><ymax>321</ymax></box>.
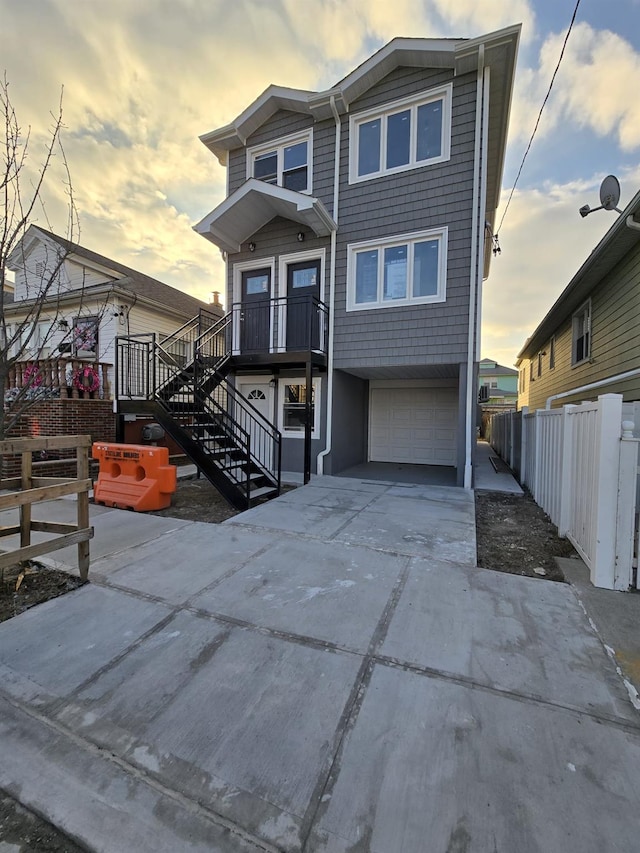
<box><xmin>277</xmin><ymin>248</ymin><xmax>326</xmax><ymax>352</ymax></box>
<box><xmin>348</xmin><ymin>83</ymin><xmax>452</xmax><ymax>184</ymax></box>
<box><xmin>346</xmin><ymin>227</ymin><xmax>447</xmax><ymax>312</ymax></box>
<box><xmin>277</xmin><ymin>377</ymin><xmax>321</xmax><ymax>440</ymax></box>
<box><xmin>572</xmin><ymin>300</ymin><xmax>591</xmax><ymax>366</ymax></box>
<box><xmin>246</xmin><ymin>129</ymin><xmax>313</xmax><ymax>194</ymax></box>
<box><xmin>231</xmin><ymin>257</ymin><xmax>276</xmax><ymax>355</ymax></box>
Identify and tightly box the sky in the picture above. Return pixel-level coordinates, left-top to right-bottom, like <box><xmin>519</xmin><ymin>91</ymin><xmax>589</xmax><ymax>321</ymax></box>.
<box><xmin>2</xmin><ymin>0</ymin><xmax>640</xmax><ymax>368</ymax></box>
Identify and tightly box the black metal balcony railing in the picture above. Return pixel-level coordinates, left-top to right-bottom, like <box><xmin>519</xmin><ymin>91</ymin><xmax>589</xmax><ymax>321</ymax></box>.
<box><xmin>231</xmin><ymin>295</ymin><xmax>329</xmax><ymax>357</ymax></box>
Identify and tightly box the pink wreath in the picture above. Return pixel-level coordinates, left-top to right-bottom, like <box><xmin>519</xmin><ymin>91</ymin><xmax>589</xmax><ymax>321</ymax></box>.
<box><xmin>23</xmin><ymin>363</ymin><xmax>43</xmax><ymax>387</ymax></box>
<box><xmin>73</xmin><ymin>365</ymin><xmax>100</xmax><ymax>394</ymax></box>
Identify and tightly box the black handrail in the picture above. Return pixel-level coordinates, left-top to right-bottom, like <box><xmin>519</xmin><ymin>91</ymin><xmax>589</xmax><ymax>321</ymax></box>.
<box><xmin>231</xmin><ymin>294</ymin><xmax>329</xmax><ymax>355</ymax></box>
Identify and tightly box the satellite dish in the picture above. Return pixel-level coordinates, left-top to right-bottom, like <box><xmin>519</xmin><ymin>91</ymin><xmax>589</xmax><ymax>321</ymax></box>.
<box><xmin>578</xmin><ymin>174</ymin><xmax>623</xmax><ymax>218</ymax></box>
<box><xmin>600</xmin><ymin>175</ymin><xmax>621</xmax><ymax>211</ymax></box>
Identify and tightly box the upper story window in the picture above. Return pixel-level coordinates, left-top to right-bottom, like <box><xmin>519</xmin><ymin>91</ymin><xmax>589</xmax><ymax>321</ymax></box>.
<box><xmin>572</xmin><ymin>301</ymin><xmax>591</xmax><ymax>365</ymax></box>
<box><xmin>349</xmin><ymin>84</ymin><xmax>452</xmax><ymax>184</ymax></box>
<box><xmin>549</xmin><ymin>336</ymin><xmax>556</xmax><ymax>370</ymax></box>
<box><xmin>247</xmin><ymin>130</ymin><xmax>312</xmax><ymax>194</ymax></box>
<box><xmin>346</xmin><ymin>228</ymin><xmax>447</xmax><ymax>312</ymax></box>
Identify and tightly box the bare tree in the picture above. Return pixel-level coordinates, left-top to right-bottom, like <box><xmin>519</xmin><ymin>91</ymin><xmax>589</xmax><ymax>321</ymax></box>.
<box><xmin>0</xmin><ymin>75</ymin><xmax>109</xmax><ymax>440</ymax></box>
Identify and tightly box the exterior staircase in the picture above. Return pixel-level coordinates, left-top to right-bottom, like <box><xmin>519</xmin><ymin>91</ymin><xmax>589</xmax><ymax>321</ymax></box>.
<box><xmin>115</xmin><ymin>309</ymin><xmax>281</xmax><ymax>510</ymax></box>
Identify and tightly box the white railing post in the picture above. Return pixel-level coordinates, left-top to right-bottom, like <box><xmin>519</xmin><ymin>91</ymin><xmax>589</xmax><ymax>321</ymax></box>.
<box><xmin>591</xmin><ymin>394</ymin><xmax>624</xmax><ymax>589</ymax></box>
<box><xmin>615</xmin><ymin>420</ymin><xmax>639</xmax><ymax>591</ymax></box>
<box><xmin>558</xmin><ymin>404</ymin><xmax>576</xmax><ymax>538</ymax></box>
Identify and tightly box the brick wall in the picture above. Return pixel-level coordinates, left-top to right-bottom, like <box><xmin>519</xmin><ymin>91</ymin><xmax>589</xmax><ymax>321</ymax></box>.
<box><xmin>2</xmin><ymin>399</ymin><xmax>115</xmax><ymax>478</ymax></box>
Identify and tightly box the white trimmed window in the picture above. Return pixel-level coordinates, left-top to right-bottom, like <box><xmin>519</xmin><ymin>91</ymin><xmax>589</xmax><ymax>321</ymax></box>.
<box><xmin>347</xmin><ymin>229</ymin><xmax>447</xmax><ymax>311</ymax></box>
<box><xmin>278</xmin><ymin>378</ymin><xmax>320</xmax><ymax>439</ymax></box>
<box><xmin>247</xmin><ymin>130</ymin><xmax>312</xmax><ymax>194</ymax></box>
<box><xmin>572</xmin><ymin>301</ymin><xmax>591</xmax><ymax>365</ymax></box>
<box><xmin>349</xmin><ymin>84</ymin><xmax>452</xmax><ymax>183</ymax></box>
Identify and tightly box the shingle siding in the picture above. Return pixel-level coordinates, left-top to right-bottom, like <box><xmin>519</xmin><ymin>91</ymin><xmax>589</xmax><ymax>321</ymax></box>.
<box><xmin>224</xmin><ymin>64</ymin><xmax>479</xmax><ymax>371</ymax></box>
<box><xmin>333</xmin><ymin>68</ymin><xmax>477</xmax><ymax>369</ymax></box>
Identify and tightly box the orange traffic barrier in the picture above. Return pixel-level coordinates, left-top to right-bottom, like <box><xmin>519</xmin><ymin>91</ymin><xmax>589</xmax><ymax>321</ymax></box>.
<box><xmin>92</xmin><ymin>443</ymin><xmax>177</xmax><ymax>512</ymax></box>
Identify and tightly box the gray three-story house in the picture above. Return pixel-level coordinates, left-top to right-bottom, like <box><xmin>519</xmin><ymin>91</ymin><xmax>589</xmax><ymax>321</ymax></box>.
<box><xmin>116</xmin><ymin>27</ymin><xmax>520</xmax><ymax>507</ymax></box>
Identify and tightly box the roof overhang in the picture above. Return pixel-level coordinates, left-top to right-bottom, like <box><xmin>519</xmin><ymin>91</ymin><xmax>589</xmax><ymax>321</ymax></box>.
<box><xmin>200</xmin><ymin>28</ymin><xmax>521</xmax><ymax>169</ymax></box>
<box><xmin>194</xmin><ymin>178</ymin><xmax>337</xmax><ymax>253</ymax></box>
<box><xmin>518</xmin><ymin>190</ymin><xmax>640</xmax><ymax>360</ymax></box>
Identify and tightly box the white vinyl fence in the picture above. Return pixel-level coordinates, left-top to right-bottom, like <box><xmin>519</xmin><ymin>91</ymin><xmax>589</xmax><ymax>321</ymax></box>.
<box><xmin>488</xmin><ymin>394</ymin><xmax>639</xmax><ymax>591</ymax></box>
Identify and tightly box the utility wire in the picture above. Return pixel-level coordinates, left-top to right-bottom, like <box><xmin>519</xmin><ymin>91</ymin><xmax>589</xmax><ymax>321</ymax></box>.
<box><xmin>495</xmin><ymin>0</ymin><xmax>582</xmax><ymax>244</ymax></box>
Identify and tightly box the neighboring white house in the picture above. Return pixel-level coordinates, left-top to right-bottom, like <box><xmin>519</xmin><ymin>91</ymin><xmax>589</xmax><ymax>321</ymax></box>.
<box><xmin>5</xmin><ymin>226</ymin><xmax>218</xmax><ymax>399</ymax></box>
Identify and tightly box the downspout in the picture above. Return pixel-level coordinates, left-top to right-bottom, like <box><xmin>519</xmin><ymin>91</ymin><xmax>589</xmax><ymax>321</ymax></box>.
<box><xmin>463</xmin><ymin>45</ymin><xmax>486</xmax><ymax>489</ymax></box>
<box><xmin>317</xmin><ymin>94</ymin><xmax>341</xmax><ymax>475</ymax></box>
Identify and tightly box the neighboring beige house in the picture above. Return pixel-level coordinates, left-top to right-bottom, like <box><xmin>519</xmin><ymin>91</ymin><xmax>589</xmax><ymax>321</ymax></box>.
<box><xmin>5</xmin><ymin>226</ymin><xmax>217</xmax><ymax>400</ymax></box>
<box><xmin>517</xmin><ymin>189</ymin><xmax>640</xmax><ymax>411</ymax></box>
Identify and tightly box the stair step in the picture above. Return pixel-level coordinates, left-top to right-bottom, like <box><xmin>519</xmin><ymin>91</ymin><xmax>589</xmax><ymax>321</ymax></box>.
<box><xmin>249</xmin><ymin>485</ymin><xmax>279</xmax><ymax>500</ymax></box>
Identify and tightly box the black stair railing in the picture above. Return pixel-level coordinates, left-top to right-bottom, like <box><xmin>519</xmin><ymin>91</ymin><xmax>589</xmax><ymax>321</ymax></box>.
<box><xmin>115</xmin><ymin>308</ymin><xmax>282</xmax><ymax>508</ymax></box>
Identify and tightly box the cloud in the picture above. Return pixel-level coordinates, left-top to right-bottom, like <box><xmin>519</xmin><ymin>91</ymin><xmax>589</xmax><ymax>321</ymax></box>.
<box><xmin>509</xmin><ymin>22</ymin><xmax>640</xmax><ymax>151</ymax></box>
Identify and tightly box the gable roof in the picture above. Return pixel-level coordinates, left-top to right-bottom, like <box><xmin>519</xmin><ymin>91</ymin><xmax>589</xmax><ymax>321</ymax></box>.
<box><xmin>518</xmin><ymin>189</ymin><xmax>640</xmax><ymax>361</ymax></box>
<box><xmin>479</xmin><ymin>359</ymin><xmax>517</xmax><ymax>376</ymax></box>
<box><xmin>194</xmin><ymin>179</ymin><xmax>337</xmax><ymax>252</ymax></box>
<box><xmin>200</xmin><ymin>26</ymin><xmax>520</xmax><ymax>227</ymax></box>
<box><xmin>9</xmin><ymin>226</ymin><xmax>215</xmax><ymax>318</ymax></box>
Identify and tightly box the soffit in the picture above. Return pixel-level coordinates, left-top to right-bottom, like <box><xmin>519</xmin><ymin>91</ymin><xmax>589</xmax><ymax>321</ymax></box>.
<box><xmin>194</xmin><ymin>179</ymin><xmax>337</xmax><ymax>253</ymax></box>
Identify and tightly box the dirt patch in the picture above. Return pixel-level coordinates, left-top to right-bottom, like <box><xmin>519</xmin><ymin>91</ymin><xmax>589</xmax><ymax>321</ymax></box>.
<box><xmin>475</xmin><ymin>489</ymin><xmax>577</xmax><ymax>582</ymax></box>
<box><xmin>147</xmin><ymin>476</ymin><xmax>241</xmax><ymax>524</ymax></box>
<box><xmin>0</xmin><ymin>562</ymin><xmax>85</xmax><ymax>625</ymax></box>
<box><xmin>0</xmin><ymin>791</ymin><xmax>85</xmax><ymax>852</ymax></box>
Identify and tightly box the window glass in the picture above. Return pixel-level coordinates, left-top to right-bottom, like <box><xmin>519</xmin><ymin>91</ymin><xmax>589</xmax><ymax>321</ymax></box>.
<box><xmin>283</xmin><ymin>141</ymin><xmax>308</xmax><ymax>191</ymax></box>
<box><xmin>355</xmin><ymin>250</ymin><xmax>379</xmax><ymax>304</ymax></box>
<box><xmin>282</xmin><ymin>383</ymin><xmax>315</xmax><ymax>432</ymax></box>
<box><xmin>416</xmin><ymin>101</ymin><xmax>443</xmax><ymax>161</ymax></box>
<box><xmin>254</xmin><ymin>151</ymin><xmax>277</xmax><ymax>183</ymax></box>
<box><xmin>386</xmin><ymin>110</ymin><xmax>411</xmax><ymax>169</ymax></box>
<box><xmin>245</xmin><ymin>274</ymin><xmax>269</xmax><ymax>295</ymax></box>
<box><xmin>291</xmin><ymin>267</ymin><xmax>317</xmax><ymax>289</ymax></box>
<box><xmin>413</xmin><ymin>239</ymin><xmax>439</xmax><ymax>297</ymax></box>
<box><xmin>383</xmin><ymin>245</ymin><xmax>407</xmax><ymax>300</ymax></box>
<box><xmin>358</xmin><ymin>119</ymin><xmax>381</xmax><ymax>176</ymax></box>
<box><xmin>72</xmin><ymin>316</ymin><xmax>99</xmax><ymax>356</ymax></box>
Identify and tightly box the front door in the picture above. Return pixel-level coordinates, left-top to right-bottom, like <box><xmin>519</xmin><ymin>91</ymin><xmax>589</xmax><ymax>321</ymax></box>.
<box><xmin>238</xmin><ymin>380</ymin><xmax>275</xmax><ymax>472</ymax></box>
<box><xmin>241</xmin><ymin>268</ymin><xmax>271</xmax><ymax>353</ymax></box>
<box><xmin>286</xmin><ymin>260</ymin><xmax>320</xmax><ymax>350</ymax></box>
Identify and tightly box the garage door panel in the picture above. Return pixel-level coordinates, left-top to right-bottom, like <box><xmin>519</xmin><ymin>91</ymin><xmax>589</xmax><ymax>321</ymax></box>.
<box><xmin>370</xmin><ymin>387</ymin><xmax>457</xmax><ymax>466</ymax></box>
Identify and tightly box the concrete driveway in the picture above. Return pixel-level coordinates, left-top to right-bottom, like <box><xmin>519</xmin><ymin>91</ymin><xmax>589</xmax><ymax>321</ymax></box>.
<box><xmin>0</xmin><ymin>476</ymin><xmax>639</xmax><ymax>852</ymax></box>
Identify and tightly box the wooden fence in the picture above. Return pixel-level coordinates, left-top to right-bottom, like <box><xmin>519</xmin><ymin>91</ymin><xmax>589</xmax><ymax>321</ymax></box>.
<box><xmin>0</xmin><ymin>435</ymin><xmax>93</xmax><ymax>580</ymax></box>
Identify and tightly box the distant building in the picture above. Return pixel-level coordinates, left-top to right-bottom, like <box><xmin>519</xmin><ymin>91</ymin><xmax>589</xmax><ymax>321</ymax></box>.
<box><xmin>478</xmin><ymin>358</ymin><xmax>518</xmax><ymax>404</ymax></box>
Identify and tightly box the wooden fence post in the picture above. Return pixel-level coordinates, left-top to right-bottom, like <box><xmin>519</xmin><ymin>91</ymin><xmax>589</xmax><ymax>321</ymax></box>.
<box><xmin>20</xmin><ymin>449</ymin><xmax>32</xmax><ymax>549</ymax></box>
<box><xmin>76</xmin><ymin>443</ymin><xmax>90</xmax><ymax>581</ymax></box>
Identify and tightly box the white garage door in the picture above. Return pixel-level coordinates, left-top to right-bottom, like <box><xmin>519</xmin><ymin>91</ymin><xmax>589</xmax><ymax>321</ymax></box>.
<box><xmin>369</xmin><ymin>386</ymin><xmax>458</xmax><ymax>466</ymax></box>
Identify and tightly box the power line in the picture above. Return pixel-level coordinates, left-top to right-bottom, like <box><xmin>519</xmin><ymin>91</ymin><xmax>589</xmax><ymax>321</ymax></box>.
<box><xmin>495</xmin><ymin>0</ymin><xmax>582</xmax><ymax>243</ymax></box>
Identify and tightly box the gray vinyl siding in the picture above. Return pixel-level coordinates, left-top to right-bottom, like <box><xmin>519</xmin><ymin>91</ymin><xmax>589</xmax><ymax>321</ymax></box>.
<box><xmin>327</xmin><ymin>370</ymin><xmax>367</xmax><ymax>473</ymax></box>
<box><xmin>228</xmin><ymin>110</ymin><xmax>315</xmax><ymax>197</ymax></box>
<box><xmin>522</xmin><ymin>242</ymin><xmax>640</xmax><ymax>410</ymax></box>
<box><xmin>225</xmin><ymin>217</ymin><xmax>331</xmax><ymax>307</ymax></box>
<box><xmin>333</xmin><ymin>67</ymin><xmax>477</xmax><ymax>371</ymax></box>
